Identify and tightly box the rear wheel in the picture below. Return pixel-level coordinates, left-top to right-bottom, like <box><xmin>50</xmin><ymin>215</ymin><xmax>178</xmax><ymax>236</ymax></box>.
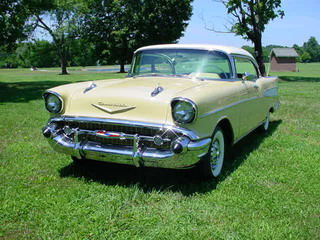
<box><xmin>197</xmin><ymin>126</ymin><xmax>226</xmax><ymax>179</ymax></box>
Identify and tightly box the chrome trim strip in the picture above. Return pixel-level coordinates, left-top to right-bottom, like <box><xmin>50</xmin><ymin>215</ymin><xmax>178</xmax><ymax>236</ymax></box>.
<box><xmin>199</xmin><ymin>96</ymin><xmax>261</xmax><ymax>118</ymax></box>
<box><xmin>48</xmin><ymin>116</ymin><xmax>200</xmax><ymax>140</ymax></box>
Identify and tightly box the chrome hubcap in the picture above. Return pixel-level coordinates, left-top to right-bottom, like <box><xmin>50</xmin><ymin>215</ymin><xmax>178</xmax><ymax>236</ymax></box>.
<box><xmin>209</xmin><ymin>130</ymin><xmax>225</xmax><ymax>177</ymax></box>
<box><xmin>210</xmin><ymin>141</ymin><xmax>220</xmax><ymax>169</ymax></box>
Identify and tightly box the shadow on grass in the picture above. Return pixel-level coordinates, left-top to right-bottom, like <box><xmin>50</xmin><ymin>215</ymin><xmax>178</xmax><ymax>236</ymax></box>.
<box><xmin>59</xmin><ymin>120</ymin><xmax>282</xmax><ymax>196</ymax></box>
<box><xmin>0</xmin><ymin>81</ymin><xmax>75</xmax><ymax>103</ymax></box>
<box><xmin>279</xmin><ymin>76</ymin><xmax>320</xmax><ymax>82</ymax></box>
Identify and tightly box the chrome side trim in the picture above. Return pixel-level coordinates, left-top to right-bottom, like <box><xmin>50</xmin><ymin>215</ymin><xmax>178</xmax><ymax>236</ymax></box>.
<box><xmin>199</xmin><ymin>96</ymin><xmax>261</xmax><ymax>118</ymax></box>
<box><xmin>48</xmin><ymin>116</ymin><xmax>200</xmax><ymax>140</ymax></box>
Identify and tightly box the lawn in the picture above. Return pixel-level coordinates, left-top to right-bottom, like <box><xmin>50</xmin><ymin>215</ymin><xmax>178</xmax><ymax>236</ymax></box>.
<box><xmin>0</xmin><ymin>64</ymin><xmax>320</xmax><ymax>239</ymax></box>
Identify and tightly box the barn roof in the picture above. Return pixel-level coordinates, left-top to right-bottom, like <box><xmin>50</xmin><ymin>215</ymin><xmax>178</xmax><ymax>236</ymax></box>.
<box><xmin>270</xmin><ymin>48</ymin><xmax>299</xmax><ymax>58</ymax></box>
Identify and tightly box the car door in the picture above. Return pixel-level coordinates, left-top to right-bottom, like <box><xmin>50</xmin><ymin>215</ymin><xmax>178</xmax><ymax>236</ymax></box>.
<box><xmin>233</xmin><ymin>56</ymin><xmax>264</xmax><ymax>137</ymax></box>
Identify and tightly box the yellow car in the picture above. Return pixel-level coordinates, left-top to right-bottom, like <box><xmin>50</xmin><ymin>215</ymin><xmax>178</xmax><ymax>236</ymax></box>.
<box><xmin>42</xmin><ymin>44</ymin><xmax>279</xmax><ymax>179</ymax></box>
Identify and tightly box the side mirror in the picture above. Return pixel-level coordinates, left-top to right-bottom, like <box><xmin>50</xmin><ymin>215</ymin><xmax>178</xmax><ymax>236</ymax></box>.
<box><xmin>242</xmin><ymin>72</ymin><xmax>256</xmax><ymax>81</ymax></box>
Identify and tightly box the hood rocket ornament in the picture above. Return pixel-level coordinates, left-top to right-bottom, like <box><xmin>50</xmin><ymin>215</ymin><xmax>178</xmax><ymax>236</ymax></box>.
<box><xmin>151</xmin><ymin>84</ymin><xmax>164</xmax><ymax>97</ymax></box>
<box><xmin>83</xmin><ymin>81</ymin><xmax>97</xmax><ymax>93</ymax></box>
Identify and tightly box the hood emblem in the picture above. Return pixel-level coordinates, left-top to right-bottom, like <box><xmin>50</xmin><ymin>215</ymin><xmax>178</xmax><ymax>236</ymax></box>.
<box><xmin>151</xmin><ymin>84</ymin><xmax>164</xmax><ymax>97</ymax></box>
<box><xmin>92</xmin><ymin>102</ymin><xmax>136</xmax><ymax>114</ymax></box>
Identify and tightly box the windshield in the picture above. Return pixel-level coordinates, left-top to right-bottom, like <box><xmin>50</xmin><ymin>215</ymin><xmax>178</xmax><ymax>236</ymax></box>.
<box><xmin>129</xmin><ymin>49</ymin><xmax>232</xmax><ymax>79</ymax></box>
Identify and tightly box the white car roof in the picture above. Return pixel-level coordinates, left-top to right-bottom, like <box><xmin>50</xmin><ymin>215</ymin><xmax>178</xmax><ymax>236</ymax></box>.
<box><xmin>135</xmin><ymin>44</ymin><xmax>254</xmax><ymax>60</ymax></box>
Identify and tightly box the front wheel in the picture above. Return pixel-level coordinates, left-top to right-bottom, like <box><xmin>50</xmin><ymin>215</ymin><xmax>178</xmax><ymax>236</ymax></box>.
<box><xmin>197</xmin><ymin>126</ymin><xmax>226</xmax><ymax>179</ymax></box>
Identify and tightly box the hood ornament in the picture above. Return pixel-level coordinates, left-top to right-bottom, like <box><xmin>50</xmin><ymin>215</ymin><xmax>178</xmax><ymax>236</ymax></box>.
<box><xmin>92</xmin><ymin>102</ymin><xmax>136</xmax><ymax>114</ymax></box>
<box><xmin>151</xmin><ymin>84</ymin><xmax>164</xmax><ymax>97</ymax></box>
<box><xmin>84</xmin><ymin>81</ymin><xmax>97</xmax><ymax>93</ymax></box>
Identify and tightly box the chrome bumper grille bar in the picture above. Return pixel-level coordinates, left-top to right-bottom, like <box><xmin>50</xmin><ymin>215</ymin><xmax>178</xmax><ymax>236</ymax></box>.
<box><xmin>43</xmin><ymin>116</ymin><xmax>211</xmax><ymax>169</ymax></box>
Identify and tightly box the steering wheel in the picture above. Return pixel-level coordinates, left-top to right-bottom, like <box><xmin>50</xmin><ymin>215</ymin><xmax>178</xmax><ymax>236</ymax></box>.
<box><xmin>208</xmin><ymin>65</ymin><xmax>228</xmax><ymax>79</ymax></box>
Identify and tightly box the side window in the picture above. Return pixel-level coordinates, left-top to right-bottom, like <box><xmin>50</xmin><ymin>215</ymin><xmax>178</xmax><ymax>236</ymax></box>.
<box><xmin>234</xmin><ymin>57</ymin><xmax>258</xmax><ymax>79</ymax></box>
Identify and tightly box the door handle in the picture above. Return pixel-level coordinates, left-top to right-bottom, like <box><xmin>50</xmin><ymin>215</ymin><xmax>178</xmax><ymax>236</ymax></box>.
<box><xmin>253</xmin><ymin>83</ymin><xmax>259</xmax><ymax>89</ymax></box>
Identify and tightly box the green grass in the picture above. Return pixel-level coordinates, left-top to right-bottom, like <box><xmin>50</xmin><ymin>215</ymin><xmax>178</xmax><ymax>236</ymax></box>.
<box><xmin>1</xmin><ymin>63</ymin><xmax>320</xmax><ymax>239</ymax></box>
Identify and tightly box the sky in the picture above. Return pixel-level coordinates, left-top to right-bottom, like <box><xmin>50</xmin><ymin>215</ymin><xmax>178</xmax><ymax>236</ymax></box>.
<box><xmin>179</xmin><ymin>0</ymin><xmax>320</xmax><ymax>47</ymax></box>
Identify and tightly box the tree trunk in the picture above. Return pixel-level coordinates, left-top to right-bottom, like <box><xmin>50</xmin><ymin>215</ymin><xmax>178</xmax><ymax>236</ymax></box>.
<box><xmin>119</xmin><ymin>61</ymin><xmax>126</xmax><ymax>73</ymax></box>
<box><xmin>253</xmin><ymin>37</ymin><xmax>266</xmax><ymax>76</ymax></box>
<box><xmin>60</xmin><ymin>54</ymin><xmax>68</xmax><ymax>75</ymax></box>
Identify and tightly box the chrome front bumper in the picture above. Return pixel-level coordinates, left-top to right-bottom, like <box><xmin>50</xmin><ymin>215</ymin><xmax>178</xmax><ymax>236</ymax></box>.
<box><xmin>43</xmin><ymin>117</ymin><xmax>211</xmax><ymax>169</ymax></box>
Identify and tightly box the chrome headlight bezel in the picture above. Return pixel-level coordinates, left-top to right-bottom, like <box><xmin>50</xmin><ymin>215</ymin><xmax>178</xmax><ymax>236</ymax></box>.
<box><xmin>43</xmin><ymin>91</ymin><xmax>63</xmax><ymax>113</ymax></box>
<box><xmin>171</xmin><ymin>98</ymin><xmax>197</xmax><ymax>124</ymax></box>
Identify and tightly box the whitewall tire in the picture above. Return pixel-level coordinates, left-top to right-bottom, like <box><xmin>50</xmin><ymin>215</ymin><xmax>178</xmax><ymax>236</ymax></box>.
<box><xmin>198</xmin><ymin>126</ymin><xmax>226</xmax><ymax>179</ymax></box>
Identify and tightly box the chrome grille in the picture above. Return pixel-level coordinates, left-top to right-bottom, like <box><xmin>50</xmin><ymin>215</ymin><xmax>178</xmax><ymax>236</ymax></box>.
<box><xmin>66</xmin><ymin>121</ymin><xmax>160</xmax><ymax>136</ymax></box>
<box><xmin>59</xmin><ymin>120</ymin><xmax>178</xmax><ymax>149</ymax></box>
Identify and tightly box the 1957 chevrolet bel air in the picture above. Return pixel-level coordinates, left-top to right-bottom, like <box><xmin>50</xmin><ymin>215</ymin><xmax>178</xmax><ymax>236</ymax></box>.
<box><xmin>42</xmin><ymin>44</ymin><xmax>279</xmax><ymax>179</ymax></box>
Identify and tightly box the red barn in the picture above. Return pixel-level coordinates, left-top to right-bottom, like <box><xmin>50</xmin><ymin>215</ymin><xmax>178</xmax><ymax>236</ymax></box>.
<box><xmin>269</xmin><ymin>48</ymin><xmax>299</xmax><ymax>72</ymax></box>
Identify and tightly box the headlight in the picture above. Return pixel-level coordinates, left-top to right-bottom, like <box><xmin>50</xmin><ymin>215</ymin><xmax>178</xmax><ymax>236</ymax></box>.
<box><xmin>44</xmin><ymin>92</ymin><xmax>63</xmax><ymax>113</ymax></box>
<box><xmin>171</xmin><ymin>98</ymin><xmax>197</xmax><ymax>124</ymax></box>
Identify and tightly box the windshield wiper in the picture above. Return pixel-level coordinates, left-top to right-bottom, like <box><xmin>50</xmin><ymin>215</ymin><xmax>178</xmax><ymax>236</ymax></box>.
<box><xmin>134</xmin><ymin>73</ymin><xmax>168</xmax><ymax>78</ymax></box>
<box><xmin>133</xmin><ymin>73</ymin><xmax>202</xmax><ymax>80</ymax></box>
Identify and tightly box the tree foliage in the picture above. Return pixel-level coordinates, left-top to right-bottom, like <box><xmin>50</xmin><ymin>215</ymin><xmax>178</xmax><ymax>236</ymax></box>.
<box><xmin>1</xmin><ymin>0</ymin><xmax>193</xmax><ymax>73</ymax></box>
<box><xmin>84</xmin><ymin>0</ymin><xmax>193</xmax><ymax>72</ymax></box>
<box><xmin>215</xmin><ymin>0</ymin><xmax>284</xmax><ymax>75</ymax></box>
<box><xmin>0</xmin><ymin>0</ymin><xmax>30</xmax><ymax>49</ymax></box>
<box><xmin>25</xmin><ymin>0</ymin><xmax>87</xmax><ymax>74</ymax></box>
<box><xmin>16</xmin><ymin>40</ymin><xmax>59</xmax><ymax>68</ymax></box>
<box><xmin>303</xmin><ymin>37</ymin><xmax>320</xmax><ymax>62</ymax></box>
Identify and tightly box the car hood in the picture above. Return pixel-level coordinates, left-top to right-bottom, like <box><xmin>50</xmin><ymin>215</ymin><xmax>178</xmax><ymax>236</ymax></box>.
<box><xmin>61</xmin><ymin>77</ymin><xmax>206</xmax><ymax>124</ymax></box>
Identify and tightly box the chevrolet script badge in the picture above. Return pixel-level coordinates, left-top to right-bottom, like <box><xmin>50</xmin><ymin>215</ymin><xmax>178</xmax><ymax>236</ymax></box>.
<box><xmin>92</xmin><ymin>102</ymin><xmax>136</xmax><ymax>114</ymax></box>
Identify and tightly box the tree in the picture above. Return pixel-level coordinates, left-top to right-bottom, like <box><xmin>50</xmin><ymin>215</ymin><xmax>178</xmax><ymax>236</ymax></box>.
<box><xmin>0</xmin><ymin>0</ymin><xmax>30</xmax><ymax>49</ymax></box>
<box><xmin>303</xmin><ymin>37</ymin><xmax>320</xmax><ymax>62</ymax></box>
<box><xmin>27</xmin><ymin>0</ymin><xmax>85</xmax><ymax>74</ymax></box>
<box><xmin>15</xmin><ymin>40</ymin><xmax>59</xmax><ymax>68</ymax></box>
<box><xmin>213</xmin><ymin>0</ymin><xmax>284</xmax><ymax>76</ymax></box>
<box><xmin>69</xmin><ymin>39</ymin><xmax>96</xmax><ymax>67</ymax></box>
<box><xmin>84</xmin><ymin>0</ymin><xmax>193</xmax><ymax>73</ymax></box>
<box><xmin>299</xmin><ymin>52</ymin><xmax>311</xmax><ymax>63</ymax></box>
